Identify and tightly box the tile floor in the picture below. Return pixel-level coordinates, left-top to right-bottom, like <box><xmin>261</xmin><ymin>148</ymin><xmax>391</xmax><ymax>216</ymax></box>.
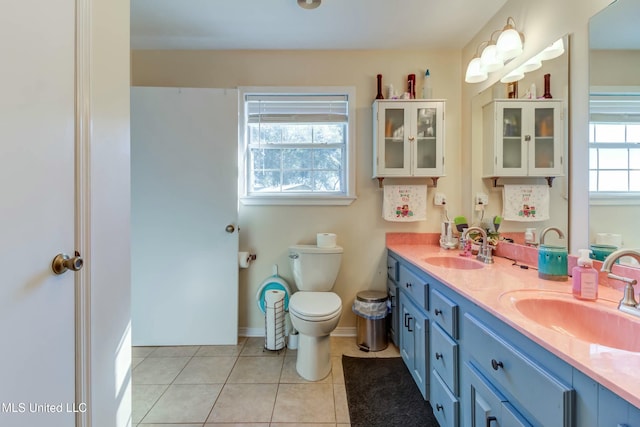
<box><xmin>132</xmin><ymin>336</ymin><xmax>400</xmax><ymax>426</ymax></box>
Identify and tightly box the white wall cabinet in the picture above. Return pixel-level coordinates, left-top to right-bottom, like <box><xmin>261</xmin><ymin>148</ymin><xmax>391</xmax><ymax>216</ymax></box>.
<box><xmin>373</xmin><ymin>100</ymin><xmax>446</xmax><ymax>178</ymax></box>
<box><xmin>483</xmin><ymin>100</ymin><xmax>564</xmax><ymax>178</ymax></box>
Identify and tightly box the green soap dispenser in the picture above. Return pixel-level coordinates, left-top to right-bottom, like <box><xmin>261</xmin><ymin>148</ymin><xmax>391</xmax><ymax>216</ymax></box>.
<box><xmin>572</xmin><ymin>249</ymin><xmax>598</xmax><ymax>301</ymax></box>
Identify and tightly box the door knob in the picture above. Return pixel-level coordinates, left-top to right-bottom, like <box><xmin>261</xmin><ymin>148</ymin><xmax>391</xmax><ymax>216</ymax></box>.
<box><xmin>225</xmin><ymin>224</ymin><xmax>235</xmax><ymax>233</ymax></box>
<box><xmin>52</xmin><ymin>252</ymin><xmax>84</xmax><ymax>275</ymax></box>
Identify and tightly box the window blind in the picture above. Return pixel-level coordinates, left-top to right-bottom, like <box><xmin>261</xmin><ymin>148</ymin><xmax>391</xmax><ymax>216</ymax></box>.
<box><xmin>246</xmin><ymin>94</ymin><xmax>349</xmax><ymax>124</ymax></box>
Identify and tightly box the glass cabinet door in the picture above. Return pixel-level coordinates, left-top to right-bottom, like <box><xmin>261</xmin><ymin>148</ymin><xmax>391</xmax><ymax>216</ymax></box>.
<box><xmin>382</xmin><ymin>107</ymin><xmax>408</xmax><ymax>173</ymax></box>
<box><xmin>501</xmin><ymin>107</ymin><xmax>523</xmax><ymax>171</ymax></box>
<box><xmin>415</xmin><ymin>107</ymin><xmax>437</xmax><ymax>169</ymax></box>
<box><xmin>533</xmin><ymin>107</ymin><xmax>556</xmax><ymax>169</ymax></box>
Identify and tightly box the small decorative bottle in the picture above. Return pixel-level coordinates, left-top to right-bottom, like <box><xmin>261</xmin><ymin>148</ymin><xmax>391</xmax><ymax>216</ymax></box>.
<box><xmin>572</xmin><ymin>249</ymin><xmax>598</xmax><ymax>301</ymax></box>
<box><xmin>375</xmin><ymin>74</ymin><xmax>384</xmax><ymax>100</ymax></box>
<box><xmin>543</xmin><ymin>74</ymin><xmax>553</xmax><ymax>99</ymax></box>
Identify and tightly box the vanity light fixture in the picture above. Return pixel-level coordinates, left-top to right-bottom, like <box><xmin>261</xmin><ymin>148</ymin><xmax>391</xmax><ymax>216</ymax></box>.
<box><xmin>496</xmin><ymin>17</ymin><xmax>525</xmax><ymax>61</ymax></box>
<box><xmin>297</xmin><ymin>0</ymin><xmax>321</xmax><ymax>9</ymax></box>
<box><xmin>539</xmin><ymin>38</ymin><xmax>565</xmax><ymax>61</ymax></box>
<box><xmin>465</xmin><ymin>18</ymin><xmax>525</xmax><ymax>84</ymax></box>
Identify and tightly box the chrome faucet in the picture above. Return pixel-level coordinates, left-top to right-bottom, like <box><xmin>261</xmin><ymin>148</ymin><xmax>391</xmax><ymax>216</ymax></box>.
<box><xmin>601</xmin><ymin>249</ymin><xmax>640</xmax><ymax>317</ymax></box>
<box><xmin>463</xmin><ymin>226</ymin><xmax>494</xmax><ymax>264</ymax></box>
<box><xmin>539</xmin><ymin>227</ymin><xmax>565</xmax><ymax>245</ymax></box>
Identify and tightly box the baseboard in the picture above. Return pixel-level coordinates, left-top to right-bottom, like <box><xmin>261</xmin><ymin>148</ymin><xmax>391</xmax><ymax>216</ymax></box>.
<box><xmin>238</xmin><ymin>326</ymin><xmax>357</xmax><ymax>337</ymax></box>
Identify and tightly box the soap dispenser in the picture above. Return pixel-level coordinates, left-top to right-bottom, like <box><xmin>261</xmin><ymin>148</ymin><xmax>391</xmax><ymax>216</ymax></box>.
<box><xmin>572</xmin><ymin>249</ymin><xmax>598</xmax><ymax>301</ymax></box>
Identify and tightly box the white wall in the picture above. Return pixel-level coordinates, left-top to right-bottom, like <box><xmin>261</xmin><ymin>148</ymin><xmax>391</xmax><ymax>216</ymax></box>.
<box><xmin>131</xmin><ymin>49</ymin><xmax>462</xmax><ymax>332</ymax></box>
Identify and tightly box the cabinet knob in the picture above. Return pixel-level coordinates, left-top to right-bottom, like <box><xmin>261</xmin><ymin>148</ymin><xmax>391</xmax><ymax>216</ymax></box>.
<box><xmin>491</xmin><ymin>359</ymin><xmax>504</xmax><ymax>370</ymax></box>
<box><xmin>435</xmin><ymin>352</ymin><xmax>443</xmax><ymax>360</ymax></box>
<box><xmin>405</xmin><ymin>282</ymin><xmax>412</xmax><ymax>288</ymax></box>
<box><xmin>435</xmin><ymin>404</ymin><xmax>443</xmax><ymax>412</ymax></box>
<box><xmin>434</xmin><ymin>308</ymin><xmax>442</xmax><ymax>316</ymax></box>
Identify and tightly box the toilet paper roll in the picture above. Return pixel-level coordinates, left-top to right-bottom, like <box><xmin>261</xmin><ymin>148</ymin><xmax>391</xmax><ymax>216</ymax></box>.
<box><xmin>238</xmin><ymin>252</ymin><xmax>252</xmax><ymax>269</ymax></box>
<box><xmin>595</xmin><ymin>233</ymin><xmax>622</xmax><ymax>247</ymax></box>
<box><xmin>317</xmin><ymin>232</ymin><xmax>337</xmax><ymax>248</ymax></box>
<box><xmin>265</xmin><ymin>289</ymin><xmax>285</xmax><ymax>307</ymax></box>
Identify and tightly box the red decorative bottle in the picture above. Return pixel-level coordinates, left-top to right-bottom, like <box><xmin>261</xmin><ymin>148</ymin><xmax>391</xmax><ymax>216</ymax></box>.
<box><xmin>543</xmin><ymin>73</ymin><xmax>553</xmax><ymax>99</ymax></box>
<box><xmin>408</xmin><ymin>74</ymin><xmax>416</xmax><ymax>99</ymax></box>
<box><xmin>375</xmin><ymin>74</ymin><xmax>384</xmax><ymax>100</ymax></box>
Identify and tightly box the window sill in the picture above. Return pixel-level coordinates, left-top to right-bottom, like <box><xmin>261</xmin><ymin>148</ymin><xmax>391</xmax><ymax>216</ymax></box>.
<box><xmin>240</xmin><ymin>195</ymin><xmax>357</xmax><ymax>206</ymax></box>
<box><xmin>589</xmin><ymin>192</ymin><xmax>640</xmax><ymax>206</ymax></box>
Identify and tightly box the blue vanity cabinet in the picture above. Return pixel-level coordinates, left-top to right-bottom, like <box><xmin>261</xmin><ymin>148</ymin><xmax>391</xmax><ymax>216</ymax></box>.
<box><xmin>388</xmin><ymin>249</ymin><xmax>640</xmax><ymax>427</ymax></box>
<box><xmin>399</xmin><ymin>291</ymin><xmax>429</xmax><ymax>399</ymax></box>
<box><xmin>387</xmin><ymin>255</ymin><xmax>399</xmax><ymax>346</ymax></box>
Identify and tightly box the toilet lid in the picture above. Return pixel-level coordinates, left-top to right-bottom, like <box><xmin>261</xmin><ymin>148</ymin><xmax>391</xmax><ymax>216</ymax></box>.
<box><xmin>289</xmin><ymin>292</ymin><xmax>342</xmax><ymax>319</ymax></box>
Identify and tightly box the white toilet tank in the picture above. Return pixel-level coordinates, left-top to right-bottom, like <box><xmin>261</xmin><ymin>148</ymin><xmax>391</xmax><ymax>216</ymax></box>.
<box><xmin>289</xmin><ymin>245</ymin><xmax>343</xmax><ymax>291</ymax></box>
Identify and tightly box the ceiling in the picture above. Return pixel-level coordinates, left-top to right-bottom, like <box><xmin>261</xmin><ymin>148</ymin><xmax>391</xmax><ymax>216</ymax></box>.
<box><xmin>130</xmin><ymin>0</ymin><xmax>509</xmax><ymax>50</ymax></box>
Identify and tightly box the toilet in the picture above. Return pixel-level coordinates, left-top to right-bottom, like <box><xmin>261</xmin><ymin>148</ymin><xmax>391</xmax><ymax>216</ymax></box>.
<box><xmin>288</xmin><ymin>244</ymin><xmax>343</xmax><ymax>381</ymax></box>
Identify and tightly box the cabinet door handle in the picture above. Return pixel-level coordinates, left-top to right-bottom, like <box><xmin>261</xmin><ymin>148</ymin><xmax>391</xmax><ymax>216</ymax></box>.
<box><xmin>407</xmin><ymin>316</ymin><xmax>414</xmax><ymax>332</ymax></box>
<box><xmin>435</xmin><ymin>352</ymin><xmax>443</xmax><ymax>360</ymax></box>
<box><xmin>486</xmin><ymin>416</ymin><xmax>497</xmax><ymax>427</ymax></box>
<box><xmin>435</xmin><ymin>404</ymin><xmax>443</xmax><ymax>412</ymax></box>
<box><xmin>434</xmin><ymin>308</ymin><xmax>442</xmax><ymax>316</ymax></box>
<box><xmin>524</xmin><ymin>134</ymin><xmax>531</xmax><ymax>141</ymax></box>
<box><xmin>404</xmin><ymin>312</ymin><xmax>410</xmax><ymax>328</ymax></box>
<box><xmin>491</xmin><ymin>359</ymin><xmax>504</xmax><ymax>370</ymax></box>
<box><xmin>405</xmin><ymin>282</ymin><xmax>412</xmax><ymax>288</ymax></box>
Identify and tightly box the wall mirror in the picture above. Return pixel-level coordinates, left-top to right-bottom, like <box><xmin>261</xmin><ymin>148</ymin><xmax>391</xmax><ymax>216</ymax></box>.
<box><xmin>470</xmin><ymin>37</ymin><xmax>570</xmax><ymax>247</ymax></box>
<box><xmin>589</xmin><ymin>0</ymin><xmax>640</xmax><ymax>266</ymax></box>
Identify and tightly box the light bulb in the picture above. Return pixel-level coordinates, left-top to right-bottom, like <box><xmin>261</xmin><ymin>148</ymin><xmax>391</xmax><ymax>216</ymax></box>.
<box><xmin>465</xmin><ymin>57</ymin><xmax>488</xmax><ymax>83</ymax></box>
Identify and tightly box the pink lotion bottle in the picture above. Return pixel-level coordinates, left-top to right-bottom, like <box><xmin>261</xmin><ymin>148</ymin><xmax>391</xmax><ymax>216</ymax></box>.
<box><xmin>572</xmin><ymin>249</ymin><xmax>598</xmax><ymax>301</ymax></box>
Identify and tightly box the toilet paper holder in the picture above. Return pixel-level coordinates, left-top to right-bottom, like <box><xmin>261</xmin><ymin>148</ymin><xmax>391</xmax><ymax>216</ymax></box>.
<box><xmin>238</xmin><ymin>252</ymin><xmax>257</xmax><ymax>268</ymax></box>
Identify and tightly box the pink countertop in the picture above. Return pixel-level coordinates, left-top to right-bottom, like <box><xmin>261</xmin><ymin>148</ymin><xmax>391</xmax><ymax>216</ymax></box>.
<box><xmin>386</xmin><ymin>234</ymin><xmax>640</xmax><ymax>409</ymax></box>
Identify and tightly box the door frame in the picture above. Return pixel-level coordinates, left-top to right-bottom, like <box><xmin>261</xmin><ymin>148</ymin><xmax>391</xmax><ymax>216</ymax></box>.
<box><xmin>75</xmin><ymin>0</ymin><xmax>91</xmax><ymax>424</ymax></box>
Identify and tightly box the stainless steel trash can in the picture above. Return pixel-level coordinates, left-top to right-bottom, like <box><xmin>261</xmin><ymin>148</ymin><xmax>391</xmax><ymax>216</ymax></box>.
<box><xmin>353</xmin><ymin>290</ymin><xmax>388</xmax><ymax>352</ymax></box>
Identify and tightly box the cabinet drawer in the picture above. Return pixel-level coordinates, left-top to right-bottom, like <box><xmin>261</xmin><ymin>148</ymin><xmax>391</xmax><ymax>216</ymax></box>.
<box><xmin>467</xmin><ymin>362</ymin><xmax>533</xmax><ymax>427</ymax></box>
<box><xmin>431</xmin><ymin>288</ymin><xmax>459</xmax><ymax>338</ymax></box>
<box><xmin>387</xmin><ymin>255</ymin><xmax>399</xmax><ymax>282</ymax></box>
<box><xmin>465</xmin><ymin>314</ymin><xmax>574</xmax><ymax>427</ymax></box>
<box><xmin>431</xmin><ymin>370</ymin><xmax>459</xmax><ymax>427</ymax></box>
<box><xmin>399</xmin><ymin>264</ymin><xmax>428</xmax><ymax>310</ymax></box>
<box><xmin>432</xmin><ymin>322</ymin><xmax>458</xmax><ymax>395</ymax></box>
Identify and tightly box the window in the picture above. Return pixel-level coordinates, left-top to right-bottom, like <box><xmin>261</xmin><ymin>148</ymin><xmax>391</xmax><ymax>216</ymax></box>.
<box><xmin>239</xmin><ymin>87</ymin><xmax>356</xmax><ymax>205</ymax></box>
<box><xmin>589</xmin><ymin>93</ymin><xmax>640</xmax><ymax>202</ymax></box>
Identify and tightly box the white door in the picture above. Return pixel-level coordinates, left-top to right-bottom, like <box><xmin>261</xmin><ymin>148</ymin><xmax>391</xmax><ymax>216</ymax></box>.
<box><xmin>0</xmin><ymin>1</ymin><xmax>77</xmax><ymax>426</ymax></box>
<box><xmin>131</xmin><ymin>87</ymin><xmax>239</xmax><ymax>345</ymax></box>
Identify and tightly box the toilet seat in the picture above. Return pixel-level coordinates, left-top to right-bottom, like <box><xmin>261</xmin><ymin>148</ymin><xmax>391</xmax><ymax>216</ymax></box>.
<box><xmin>289</xmin><ymin>292</ymin><xmax>342</xmax><ymax>321</ymax></box>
